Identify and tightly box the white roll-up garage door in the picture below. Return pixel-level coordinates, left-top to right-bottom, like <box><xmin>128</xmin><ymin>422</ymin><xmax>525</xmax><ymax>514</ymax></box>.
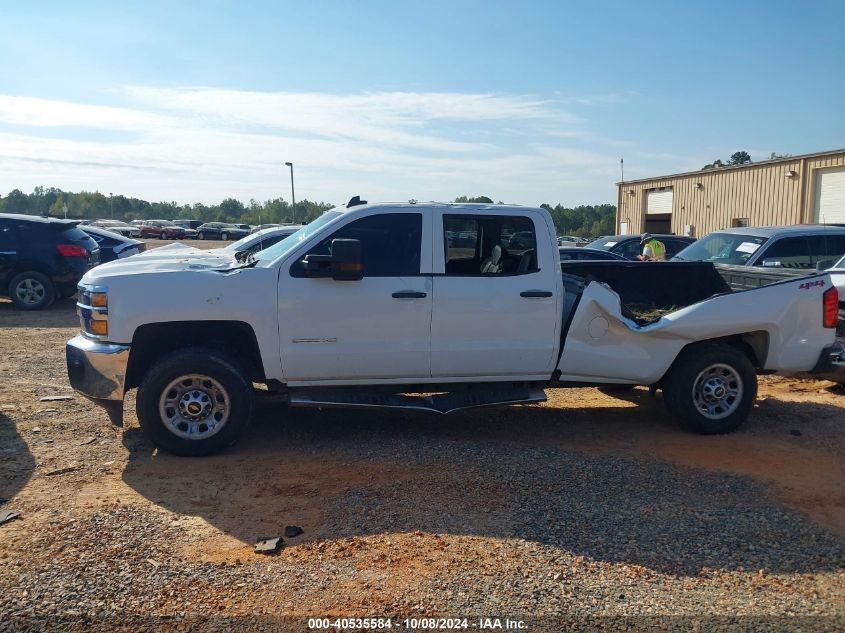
<box><xmin>646</xmin><ymin>188</ymin><xmax>673</xmax><ymax>215</ymax></box>
<box><xmin>814</xmin><ymin>167</ymin><xmax>845</xmax><ymax>223</ymax></box>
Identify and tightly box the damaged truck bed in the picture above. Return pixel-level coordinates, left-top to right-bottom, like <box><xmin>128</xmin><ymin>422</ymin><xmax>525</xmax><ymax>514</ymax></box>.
<box><xmin>556</xmin><ymin>260</ymin><xmax>839</xmax><ymax>386</ymax></box>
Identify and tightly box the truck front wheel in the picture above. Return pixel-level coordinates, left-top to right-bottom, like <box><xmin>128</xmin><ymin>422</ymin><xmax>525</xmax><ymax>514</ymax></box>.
<box><xmin>136</xmin><ymin>349</ymin><xmax>254</xmax><ymax>456</ymax></box>
<box><xmin>662</xmin><ymin>343</ymin><xmax>757</xmax><ymax>434</ymax></box>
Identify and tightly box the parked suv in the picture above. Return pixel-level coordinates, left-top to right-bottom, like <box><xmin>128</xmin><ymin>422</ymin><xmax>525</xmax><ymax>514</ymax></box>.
<box><xmin>672</xmin><ymin>225</ymin><xmax>845</xmax><ymax>270</ymax></box>
<box><xmin>0</xmin><ymin>214</ymin><xmax>99</xmax><ymax>309</ymax></box>
<box><xmin>138</xmin><ymin>220</ymin><xmax>186</xmax><ymax>240</ymax></box>
<box><xmin>585</xmin><ymin>234</ymin><xmax>696</xmax><ymax>260</ymax></box>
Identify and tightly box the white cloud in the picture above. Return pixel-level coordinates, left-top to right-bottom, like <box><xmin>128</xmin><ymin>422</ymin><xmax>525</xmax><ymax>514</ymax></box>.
<box><xmin>0</xmin><ymin>87</ymin><xmax>626</xmax><ymax>205</ymax></box>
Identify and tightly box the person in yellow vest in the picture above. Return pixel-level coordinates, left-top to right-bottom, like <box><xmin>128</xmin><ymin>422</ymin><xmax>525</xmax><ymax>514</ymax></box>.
<box><xmin>637</xmin><ymin>233</ymin><xmax>666</xmax><ymax>261</ymax></box>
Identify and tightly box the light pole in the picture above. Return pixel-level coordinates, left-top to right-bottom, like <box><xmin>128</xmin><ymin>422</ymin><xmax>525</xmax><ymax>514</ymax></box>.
<box><xmin>109</xmin><ymin>192</ymin><xmax>114</xmax><ymax>219</ymax></box>
<box><xmin>284</xmin><ymin>162</ymin><xmax>296</xmax><ymax>223</ymax></box>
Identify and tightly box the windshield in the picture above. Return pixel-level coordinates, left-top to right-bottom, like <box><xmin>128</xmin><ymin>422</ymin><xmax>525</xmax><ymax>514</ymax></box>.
<box><xmin>254</xmin><ymin>210</ymin><xmax>344</xmax><ymax>263</ymax></box>
<box><xmin>584</xmin><ymin>236</ymin><xmax>621</xmax><ymax>251</ymax></box>
<box><xmin>673</xmin><ymin>232</ymin><xmax>769</xmax><ymax>264</ymax></box>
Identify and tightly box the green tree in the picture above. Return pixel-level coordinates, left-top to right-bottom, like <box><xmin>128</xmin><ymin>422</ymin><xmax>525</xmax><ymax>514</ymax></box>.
<box><xmin>727</xmin><ymin>151</ymin><xmax>752</xmax><ymax>166</ymax></box>
<box><xmin>454</xmin><ymin>195</ymin><xmax>494</xmax><ymax>204</ymax></box>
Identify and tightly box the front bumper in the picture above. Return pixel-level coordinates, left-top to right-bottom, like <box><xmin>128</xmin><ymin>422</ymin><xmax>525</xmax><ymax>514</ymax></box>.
<box><xmin>66</xmin><ymin>335</ymin><xmax>130</xmax><ymax>423</ymax></box>
<box><xmin>809</xmin><ymin>345</ymin><xmax>845</xmax><ymax>383</ymax></box>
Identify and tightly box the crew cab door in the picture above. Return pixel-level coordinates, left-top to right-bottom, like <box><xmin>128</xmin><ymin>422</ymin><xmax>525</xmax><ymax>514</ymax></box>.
<box><xmin>430</xmin><ymin>210</ymin><xmax>561</xmax><ymax>377</ymax></box>
<box><xmin>278</xmin><ymin>210</ymin><xmax>433</xmax><ymax>382</ymax></box>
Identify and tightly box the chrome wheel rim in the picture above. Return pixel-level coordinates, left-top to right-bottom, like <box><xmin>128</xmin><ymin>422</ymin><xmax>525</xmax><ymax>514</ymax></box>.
<box><xmin>692</xmin><ymin>363</ymin><xmax>743</xmax><ymax>420</ymax></box>
<box><xmin>14</xmin><ymin>278</ymin><xmax>46</xmax><ymax>305</ymax></box>
<box><xmin>159</xmin><ymin>374</ymin><xmax>230</xmax><ymax>440</ymax></box>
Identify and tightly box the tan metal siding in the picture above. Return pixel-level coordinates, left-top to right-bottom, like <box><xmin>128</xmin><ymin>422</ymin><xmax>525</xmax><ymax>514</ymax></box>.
<box><xmin>617</xmin><ymin>151</ymin><xmax>845</xmax><ymax>237</ymax></box>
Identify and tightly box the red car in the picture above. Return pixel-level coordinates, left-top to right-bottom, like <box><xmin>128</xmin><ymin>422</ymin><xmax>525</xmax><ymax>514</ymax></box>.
<box><xmin>138</xmin><ymin>220</ymin><xmax>186</xmax><ymax>240</ymax></box>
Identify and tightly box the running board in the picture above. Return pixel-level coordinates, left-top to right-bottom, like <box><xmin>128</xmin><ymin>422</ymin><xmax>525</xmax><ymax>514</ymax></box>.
<box><xmin>288</xmin><ymin>385</ymin><xmax>547</xmax><ymax>414</ymax></box>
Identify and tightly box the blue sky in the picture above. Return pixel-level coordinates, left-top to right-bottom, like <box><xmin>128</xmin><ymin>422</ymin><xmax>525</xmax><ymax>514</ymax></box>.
<box><xmin>0</xmin><ymin>0</ymin><xmax>843</xmax><ymax>206</ymax></box>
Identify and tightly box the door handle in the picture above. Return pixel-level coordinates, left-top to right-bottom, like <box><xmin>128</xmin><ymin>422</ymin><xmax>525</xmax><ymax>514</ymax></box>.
<box><xmin>520</xmin><ymin>290</ymin><xmax>553</xmax><ymax>298</ymax></box>
<box><xmin>392</xmin><ymin>291</ymin><xmax>427</xmax><ymax>299</ymax></box>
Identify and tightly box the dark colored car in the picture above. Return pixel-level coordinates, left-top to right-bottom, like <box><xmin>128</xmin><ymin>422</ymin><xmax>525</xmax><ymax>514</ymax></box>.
<box><xmin>559</xmin><ymin>247</ymin><xmax>627</xmax><ymax>262</ymax></box>
<box><xmin>138</xmin><ymin>220</ymin><xmax>186</xmax><ymax>240</ymax></box>
<box><xmin>585</xmin><ymin>234</ymin><xmax>696</xmax><ymax>260</ymax></box>
<box><xmin>0</xmin><ymin>214</ymin><xmax>99</xmax><ymax>310</ymax></box>
<box><xmin>173</xmin><ymin>219</ymin><xmax>203</xmax><ymax>230</ymax></box>
<box><xmin>81</xmin><ymin>226</ymin><xmax>146</xmax><ymax>263</ymax></box>
<box><xmin>196</xmin><ymin>223</ymin><xmax>250</xmax><ymax>241</ymax></box>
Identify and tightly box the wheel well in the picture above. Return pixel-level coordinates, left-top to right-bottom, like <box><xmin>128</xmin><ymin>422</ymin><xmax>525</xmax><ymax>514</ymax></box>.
<box><xmin>3</xmin><ymin>265</ymin><xmax>55</xmax><ymax>291</ymax></box>
<box><xmin>680</xmin><ymin>331</ymin><xmax>769</xmax><ymax>369</ymax></box>
<box><xmin>125</xmin><ymin>321</ymin><xmax>265</xmax><ymax>389</ymax></box>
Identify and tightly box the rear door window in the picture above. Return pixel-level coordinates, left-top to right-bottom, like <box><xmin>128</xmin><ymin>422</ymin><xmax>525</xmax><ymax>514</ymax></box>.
<box><xmin>806</xmin><ymin>234</ymin><xmax>845</xmax><ymax>265</ymax></box>
<box><xmin>757</xmin><ymin>237</ymin><xmax>812</xmax><ymax>269</ymax></box>
<box><xmin>444</xmin><ymin>215</ymin><xmax>538</xmax><ymax>275</ymax></box>
<box><xmin>616</xmin><ymin>240</ymin><xmax>642</xmax><ymax>259</ymax></box>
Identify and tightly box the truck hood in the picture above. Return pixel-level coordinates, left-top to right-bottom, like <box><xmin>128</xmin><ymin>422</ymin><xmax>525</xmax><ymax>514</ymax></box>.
<box><xmin>134</xmin><ymin>242</ymin><xmax>232</xmax><ymax>261</ymax></box>
<box><xmin>83</xmin><ymin>251</ymin><xmax>240</xmax><ymax>283</ymax></box>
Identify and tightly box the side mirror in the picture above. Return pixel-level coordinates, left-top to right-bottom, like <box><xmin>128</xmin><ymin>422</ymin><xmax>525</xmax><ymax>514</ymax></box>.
<box><xmin>300</xmin><ymin>238</ymin><xmax>363</xmax><ymax>281</ymax></box>
<box><xmin>816</xmin><ymin>259</ymin><xmax>835</xmax><ymax>273</ymax></box>
<box><xmin>330</xmin><ymin>238</ymin><xmax>363</xmax><ymax>281</ymax></box>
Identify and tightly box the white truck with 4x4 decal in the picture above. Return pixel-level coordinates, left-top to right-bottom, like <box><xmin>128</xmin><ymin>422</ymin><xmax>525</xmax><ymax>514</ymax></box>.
<box><xmin>66</xmin><ymin>200</ymin><xmax>841</xmax><ymax>455</ymax></box>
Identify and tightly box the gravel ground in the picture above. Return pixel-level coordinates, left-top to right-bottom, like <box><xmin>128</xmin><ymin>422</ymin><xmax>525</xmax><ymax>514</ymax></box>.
<box><xmin>0</xmin><ymin>298</ymin><xmax>843</xmax><ymax>631</ymax></box>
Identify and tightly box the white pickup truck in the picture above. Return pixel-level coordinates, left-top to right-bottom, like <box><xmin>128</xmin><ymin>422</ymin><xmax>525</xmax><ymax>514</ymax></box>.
<box><xmin>66</xmin><ymin>200</ymin><xmax>841</xmax><ymax>455</ymax></box>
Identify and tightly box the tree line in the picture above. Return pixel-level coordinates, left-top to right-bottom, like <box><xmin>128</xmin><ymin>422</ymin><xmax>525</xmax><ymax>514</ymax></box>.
<box><xmin>0</xmin><ymin>188</ymin><xmax>617</xmax><ymax>237</ymax></box>
<box><xmin>0</xmin><ymin>187</ymin><xmax>334</xmax><ymax>225</ymax></box>
<box><xmin>456</xmin><ymin>196</ymin><xmax>616</xmax><ymax>238</ymax></box>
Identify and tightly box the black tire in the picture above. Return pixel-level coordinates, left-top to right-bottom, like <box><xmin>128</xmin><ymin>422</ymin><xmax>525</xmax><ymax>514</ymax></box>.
<box><xmin>8</xmin><ymin>271</ymin><xmax>55</xmax><ymax>310</ymax></box>
<box><xmin>136</xmin><ymin>348</ymin><xmax>254</xmax><ymax>456</ymax></box>
<box><xmin>663</xmin><ymin>342</ymin><xmax>757</xmax><ymax>434</ymax></box>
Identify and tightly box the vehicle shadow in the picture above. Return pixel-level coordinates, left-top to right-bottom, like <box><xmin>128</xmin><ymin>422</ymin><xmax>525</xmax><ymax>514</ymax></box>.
<box><xmin>0</xmin><ymin>298</ymin><xmax>78</xmax><ymax>328</ymax></box>
<box><xmin>0</xmin><ymin>412</ymin><xmax>36</xmax><ymax>505</ymax></box>
<box><xmin>121</xmin><ymin>393</ymin><xmax>845</xmax><ymax>577</ymax></box>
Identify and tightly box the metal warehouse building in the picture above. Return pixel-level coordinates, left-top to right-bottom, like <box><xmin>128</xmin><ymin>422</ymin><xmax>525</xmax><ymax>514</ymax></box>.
<box><xmin>615</xmin><ymin>148</ymin><xmax>845</xmax><ymax>238</ymax></box>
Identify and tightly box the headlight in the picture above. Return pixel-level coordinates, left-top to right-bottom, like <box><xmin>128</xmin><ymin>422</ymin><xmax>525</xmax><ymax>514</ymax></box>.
<box><xmin>77</xmin><ymin>285</ymin><xmax>109</xmax><ymax>338</ymax></box>
<box><xmin>90</xmin><ymin>292</ymin><xmax>108</xmax><ymax>308</ymax></box>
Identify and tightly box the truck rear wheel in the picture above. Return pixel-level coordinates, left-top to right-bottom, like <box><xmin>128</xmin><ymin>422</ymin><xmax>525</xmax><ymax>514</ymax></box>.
<box><xmin>662</xmin><ymin>343</ymin><xmax>757</xmax><ymax>434</ymax></box>
<box><xmin>136</xmin><ymin>349</ymin><xmax>254</xmax><ymax>456</ymax></box>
